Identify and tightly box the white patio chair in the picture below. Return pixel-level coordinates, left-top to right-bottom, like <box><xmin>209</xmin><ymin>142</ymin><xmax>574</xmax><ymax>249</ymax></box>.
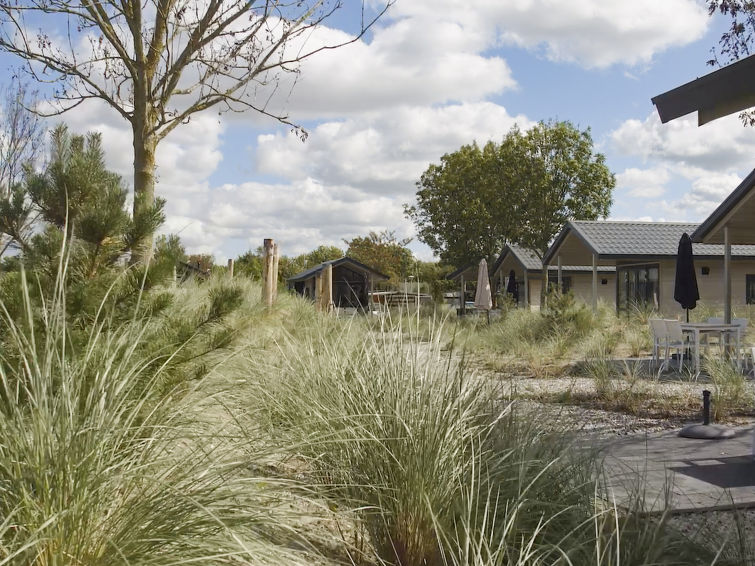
<box><xmin>732</xmin><ymin>318</ymin><xmax>748</xmax><ymax>369</ymax></box>
<box><xmin>649</xmin><ymin>319</ymin><xmax>667</xmax><ymax>369</ymax></box>
<box><xmin>664</xmin><ymin>319</ymin><xmax>690</xmax><ymax>372</ymax></box>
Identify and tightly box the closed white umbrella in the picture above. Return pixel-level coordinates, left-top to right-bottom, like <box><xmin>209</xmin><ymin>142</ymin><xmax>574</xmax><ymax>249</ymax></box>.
<box><xmin>474</xmin><ymin>259</ymin><xmax>492</xmax><ymax>311</ymax></box>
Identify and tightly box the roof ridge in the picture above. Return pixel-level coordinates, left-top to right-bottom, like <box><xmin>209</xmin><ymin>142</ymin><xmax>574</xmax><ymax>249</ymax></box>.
<box><xmin>572</xmin><ymin>220</ymin><xmax>699</xmax><ymax>226</ymax></box>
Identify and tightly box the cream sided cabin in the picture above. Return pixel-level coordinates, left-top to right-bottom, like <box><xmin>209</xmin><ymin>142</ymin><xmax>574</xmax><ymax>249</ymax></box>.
<box><xmin>490</xmin><ymin>244</ymin><xmax>615</xmax><ymax>310</ymax></box>
<box><xmin>447</xmin><ymin>245</ymin><xmax>615</xmax><ymax>311</ymax></box>
<box><xmin>544</xmin><ymin>221</ymin><xmax>755</xmax><ymax>315</ymax></box>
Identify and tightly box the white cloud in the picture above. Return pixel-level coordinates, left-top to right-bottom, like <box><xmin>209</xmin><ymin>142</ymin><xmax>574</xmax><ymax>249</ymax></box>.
<box><xmin>256</xmin><ymin>102</ymin><xmax>533</xmax><ymax>194</ymax></box>
<box><xmin>611</xmin><ymin>112</ymin><xmax>755</xmax><ymax>171</ymax></box>
<box><xmin>667</xmin><ymin>169</ymin><xmax>743</xmax><ymax>218</ymax></box>
<box><xmin>386</xmin><ymin>0</ymin><xmax>708</xmax><ymax>68</ymax></box>
<box><xmin>203</xmin><ymin>178</ymin><xmax>408</xmax><ymax>256</ymax></box>
<box><xmin>616</xmin><ymin>166</ymin><xmax>670</xmax><ymax>199</ymax></box>
<box><xmin>609</xmin><ymin>110</ymin><xmax>755</xmax><ymax>221</ymax></box>
<box><xmin>225</xmin><ymin>16</ymin><xmax>516</xmax><ymax>122</ymax></box>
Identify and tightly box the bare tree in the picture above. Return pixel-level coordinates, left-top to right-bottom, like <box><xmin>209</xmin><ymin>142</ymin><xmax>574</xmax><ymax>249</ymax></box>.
<box><xmin>0</xmin><ymin>0</ymin><xmax>393</xmax><ymax>261</ymax></box>
<box><xmin>0</xmin><ymin>77</ymin><xmax>44</xmax><ymax>195</ymax></box>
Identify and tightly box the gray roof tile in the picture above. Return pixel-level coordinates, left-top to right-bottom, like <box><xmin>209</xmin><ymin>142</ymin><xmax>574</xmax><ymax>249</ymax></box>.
<box><xmin>569</xmin><ymin>221</ymin><xmax>755</xmax><ymax>258</ymax></box>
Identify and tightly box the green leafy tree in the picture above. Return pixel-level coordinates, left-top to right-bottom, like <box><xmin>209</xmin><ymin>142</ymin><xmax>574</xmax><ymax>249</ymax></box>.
<box><xmin>0</xmin><ymin>124</ymin><xmax>173</xmax><ymax>330</ymax></box>
<box><xmin>407</xmin><ymin>121</ymin><xmax>614</xmax><ymax>297</ymax></box>
<box><xmin>302</xmin><ymin>245</ymin><xmax>343</xmax><ymax>267</ymax></box>
<box><xmin>234</xmin><ymin>249</ymin><xmax>263</xmax><ymax>280</ymax></box>
<box><xmin>515</xmin><ymin>121</ymin><xmax>614</xmax><ymax>302</ymax></box>
<box><xmin>155</xmin><ymin>233</ymin><xmax>187</xmax><ymax>266</ymax></box>
<box><xmin>345</xmin><ymin>230</ymin><xmax>413</xmax><ymax>287</ymax></box>
<box><xmin>516</xmin><ymin>121</ymin><xmax>614</xmax><ymax>257</ymax></box>
<box><xmin>413</xmin><ymin>260</ymin><xmax>454</xmax><ymax>303</ymax></box>
<box><xmin>405</xmin><ymin>141</ymin><xmax>520</xmax><ymax>269</ymax></box>
<box><xmin>278</xmin><ymin>244</ymin><xmax>343</xmax><ymax>281</ymax></box>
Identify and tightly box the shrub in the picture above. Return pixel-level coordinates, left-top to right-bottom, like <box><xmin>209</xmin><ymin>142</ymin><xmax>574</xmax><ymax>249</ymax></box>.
<box><xmin>704</xmin><ymin>356</ymin><xmax>754</xmax><ymax>420</ymax></box>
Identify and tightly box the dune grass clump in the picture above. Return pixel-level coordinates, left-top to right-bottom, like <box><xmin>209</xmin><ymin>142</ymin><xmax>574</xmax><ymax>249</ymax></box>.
<box><xmin>704</xmin><ymin>355</ymin><xmax>755</xmax><ymax>420</ymax></box>
<box><xmin>0</xmin><ymin>268</ymin><xmax>318</xmax><ymax>565</ymax></box>
<box><xmin>249</xmin><ymin>314</ymin><xmax>717</xmax><ymax>566</ymax></box>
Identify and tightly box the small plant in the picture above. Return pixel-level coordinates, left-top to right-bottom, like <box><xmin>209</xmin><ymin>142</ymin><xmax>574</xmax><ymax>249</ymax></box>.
<box><xmin>624</xmin><ymin>325</ymin><xmax>650</xmax><ymax>358</ymax></box>
<box><xmin>704</xmin><ymin>356</ymin><xmax>754</xmax><ymax>420</ymax></box>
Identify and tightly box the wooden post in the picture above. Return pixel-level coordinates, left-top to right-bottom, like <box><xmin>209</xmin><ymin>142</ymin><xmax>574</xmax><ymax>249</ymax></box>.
<box><xmin>261</xmin><ymin>238</ymin><xmax>276</xmax><ymax>308</ymax></box>
<box><xmin>272</xmin><ymin>243</ymin><xmax>280</xmax><ymax>302</ymax></box>
<box><xmin>227</xmin><ymin>258</ymin><xmax>234</xmax><ymax>278</ymax></box>
<box><xmin>315</xmin><ymin>273</ymin><xmax>323</xmax><ymax>311</ymax></box>
<box><xmin>172</xmin><ymin>265</ymin><xmax>177</xmax><ymax>287</ymax></box>
<box><xmin>725</xmin><ymin>225</ymin><xmax>732</xmax><ymax>324</ymax></box>
<box><xmin>322</xmin><ymin>263</ymin><xmax>334</xmax><ymax>312</ymax></box>
<box><xmin>592</xmin><ymin>253</ymin><xmax>598</xmax><ymax>313</ymax></box>
<box><xmin>460</xmin><ymin>275</ymin><xmax>465</xmax><ymax>314</ymax></box>
<box><xmin>369</xmin><ymin>274</ymin><xmax>374</xmax><ymax>312</ymax></box>
<box><xmin>523</xmin><ymin>270</ymin><xmax>529</xmax><ymax>309</ymax></box>
<box><xmin>557</xmin><ymin>255</ymin><xmax>562</xmax><ymax>290</ymax></box>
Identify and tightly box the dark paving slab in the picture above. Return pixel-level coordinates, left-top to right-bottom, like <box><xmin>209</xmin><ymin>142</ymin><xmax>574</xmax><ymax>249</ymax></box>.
<box><xmin>601</xmin><ymin>424</ymin><xmax>755</xmax><ymax>513</ymax></box>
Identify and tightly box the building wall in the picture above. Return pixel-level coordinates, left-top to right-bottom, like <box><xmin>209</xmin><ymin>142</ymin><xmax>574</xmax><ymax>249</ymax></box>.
<box><xmin>570</xmin><ymin>272</ymin><xmax>616</xmax><ymax>306</ymax></box>
<box><xmin>523</xmin><ymin>272</ymin><xmax>616</xmax><ymax>310</ymax></box>
<box><xmin>616</xmin><ymin>258</ymin><xmax>755</xmax><ymax>315</ymax></box>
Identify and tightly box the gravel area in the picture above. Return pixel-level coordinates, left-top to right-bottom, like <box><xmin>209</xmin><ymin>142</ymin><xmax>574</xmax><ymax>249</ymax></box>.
<box><xmin>514</xmin><ymin>399</ymin><xmax>680</xmax><ymax>435</ymax></box>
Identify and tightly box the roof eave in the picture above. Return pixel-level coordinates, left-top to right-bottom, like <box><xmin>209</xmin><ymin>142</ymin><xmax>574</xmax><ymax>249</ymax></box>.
<box><xmin>691</xmin><ymin>167</ymin><xmax>755</xmax><ymax>244</ymax></box>
<box><xmin>651</xmin><ymin>54</ymin><xmax>755</xmax><ymax>125</ymax></box>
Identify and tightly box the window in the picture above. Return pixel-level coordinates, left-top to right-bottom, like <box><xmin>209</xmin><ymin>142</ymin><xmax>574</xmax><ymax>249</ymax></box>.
<box><xmin>547</xmin><ymin>273</ymin><xmax>572</xmax><ymax>294</ymax></box>
<box><xmin>747</xmin><ymin>275</ymin><xmax>755</xmax><ymax>304</ymax></box>
<box><xmin>617</xmin><ymin>264</ymin><xmax>659</xmax><ymax>312</ymax></box>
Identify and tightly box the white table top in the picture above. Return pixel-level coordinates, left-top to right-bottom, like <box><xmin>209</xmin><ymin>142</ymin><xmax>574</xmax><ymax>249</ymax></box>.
<box><xmin>680</xmin><ymin>322</ymin><xmax>739</xmax><ymax>331</ymax></box>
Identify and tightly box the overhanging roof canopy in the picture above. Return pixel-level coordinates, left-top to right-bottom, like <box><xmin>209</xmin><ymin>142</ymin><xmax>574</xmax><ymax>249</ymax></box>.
<box><xmin>691</xmin><ymin>167</ymin><xmax>755</xmax><ymax>245</ymax></box>
<box><xmin>652</xmin><ymin>54</ymin><xmax>755</xmax><ymax>126</ymax></box>
<box><xmin>545</xmin><ymin>221</ymin><xmax>755</xmax><ymax>265</ymax></box>
<box><xmin>493</xmin><ymin>243</ymin><xmax>615</xmax><ymax>276</ymax></box>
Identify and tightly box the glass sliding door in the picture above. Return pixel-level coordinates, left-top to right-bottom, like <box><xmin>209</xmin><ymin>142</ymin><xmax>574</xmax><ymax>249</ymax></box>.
<box><xmin>617</xmin><ymin>263</ymin><xmax>659</xmax><ymax>312</ymax></box>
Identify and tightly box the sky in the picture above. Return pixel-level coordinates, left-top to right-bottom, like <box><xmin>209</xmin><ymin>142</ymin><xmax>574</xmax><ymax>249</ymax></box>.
<box><xmin>1</xmin><ymin>0</ymin><xmax>753</xmax><ymax>263</ymax></box>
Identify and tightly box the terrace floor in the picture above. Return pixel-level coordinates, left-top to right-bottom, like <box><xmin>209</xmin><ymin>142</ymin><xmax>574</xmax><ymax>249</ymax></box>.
<box><xmin>602</xmin><ymin>423</ymin><xmax>755</xmax><ymax>513</ymax></box>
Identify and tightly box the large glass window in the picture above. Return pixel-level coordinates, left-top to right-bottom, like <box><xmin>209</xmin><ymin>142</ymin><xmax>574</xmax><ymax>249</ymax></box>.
<box><xmin>617</xmin><ymin>264</ymin><xmax>659</xmax><ymax>312</ymax></box>
<box><xmin>747</xmin><ymin>275</ymin><xmax>755</xmax><ymax>304</ymax></box>
<box><xmin>547</xmin><ymin>273</ymin><xmax>572</xmax><ymax>294</ymax></box>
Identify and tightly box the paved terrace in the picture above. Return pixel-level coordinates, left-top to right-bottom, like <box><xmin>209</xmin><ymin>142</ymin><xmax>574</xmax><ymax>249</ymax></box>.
<box><xmin>602</xmin><ymin>424</ymin><xmax>755</xmax><ymax>513</ymax></box>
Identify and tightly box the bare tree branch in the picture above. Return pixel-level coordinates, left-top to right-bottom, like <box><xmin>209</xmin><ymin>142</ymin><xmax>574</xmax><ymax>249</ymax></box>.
<box><xmin>0</xmin><ymin>0</ymin><xmax>394</xmax><ymax>261</ymax></box>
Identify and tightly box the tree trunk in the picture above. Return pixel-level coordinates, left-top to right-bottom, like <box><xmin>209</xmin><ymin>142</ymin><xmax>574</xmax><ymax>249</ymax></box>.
<box><xmin>130</xmin><ymin>96</ymin><xmax>157</xmax><ymax>264</ymax></box>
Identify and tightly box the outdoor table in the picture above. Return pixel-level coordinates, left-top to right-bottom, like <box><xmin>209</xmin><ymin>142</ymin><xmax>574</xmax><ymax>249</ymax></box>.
<box><xmin>680</xmin><ymin>322</ymin><xmax>741</xmax><ymax>375</ymax></box>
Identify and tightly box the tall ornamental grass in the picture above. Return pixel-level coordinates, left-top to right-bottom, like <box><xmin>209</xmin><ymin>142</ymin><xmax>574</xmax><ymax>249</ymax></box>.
<box><xmin>248</xmin><ymin>314</ymin><xmax>715</xmax><ymax>566</ymax></box>
<box><xmin>0</xmin><ymin>268</ymin><xmax>313</xmax><ymax>565</ymax></box>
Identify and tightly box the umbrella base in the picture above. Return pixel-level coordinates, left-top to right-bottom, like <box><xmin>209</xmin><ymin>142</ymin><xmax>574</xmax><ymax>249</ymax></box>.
<box><xmin>679</xmin><ymin>423</ymin><xmax>735</xmax><ymax>439</ymax></box>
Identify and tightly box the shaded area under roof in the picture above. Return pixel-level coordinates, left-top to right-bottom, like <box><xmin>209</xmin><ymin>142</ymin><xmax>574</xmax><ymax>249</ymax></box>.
<box><xmin>652</xmin><ymin>53</ymin><xmax>755</xmax><ymax>126</ymax></box>
<box><xmin>492</xmin><ymin>243</ymin><xmax>615</xmax><ymax>276</ymax></box>
<box><xmin>287</xmin><ymin>257</ymin><xmax>389</xmax><ymax>282</ymax></box>
<box><xmin>691</xmin><ymin>167</ymin><xmax>755</xmax><ymax>245</ymax></box>
<box><xmin>544</xmin><ymin>221</ymin><xmax>755</xmax><ymax>266</ymax></box>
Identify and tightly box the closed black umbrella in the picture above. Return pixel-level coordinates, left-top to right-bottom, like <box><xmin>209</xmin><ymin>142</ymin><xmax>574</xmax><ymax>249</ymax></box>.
<box><xmin>674</xmin><ymin>233</ymin><xmax>699</xmax><ymax>322</ymax></box>
<box><xmin>505</xmin><ymin>269</ymin><xmax>519</xmax><ymax>303</ymax></box>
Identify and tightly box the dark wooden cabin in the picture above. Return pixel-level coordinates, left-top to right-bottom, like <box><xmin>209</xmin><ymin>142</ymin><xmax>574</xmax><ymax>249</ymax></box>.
<box><xmin>287</xmin><ymin>257</ymin><xmax>389</xmax><ymax>309</ymax></box>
